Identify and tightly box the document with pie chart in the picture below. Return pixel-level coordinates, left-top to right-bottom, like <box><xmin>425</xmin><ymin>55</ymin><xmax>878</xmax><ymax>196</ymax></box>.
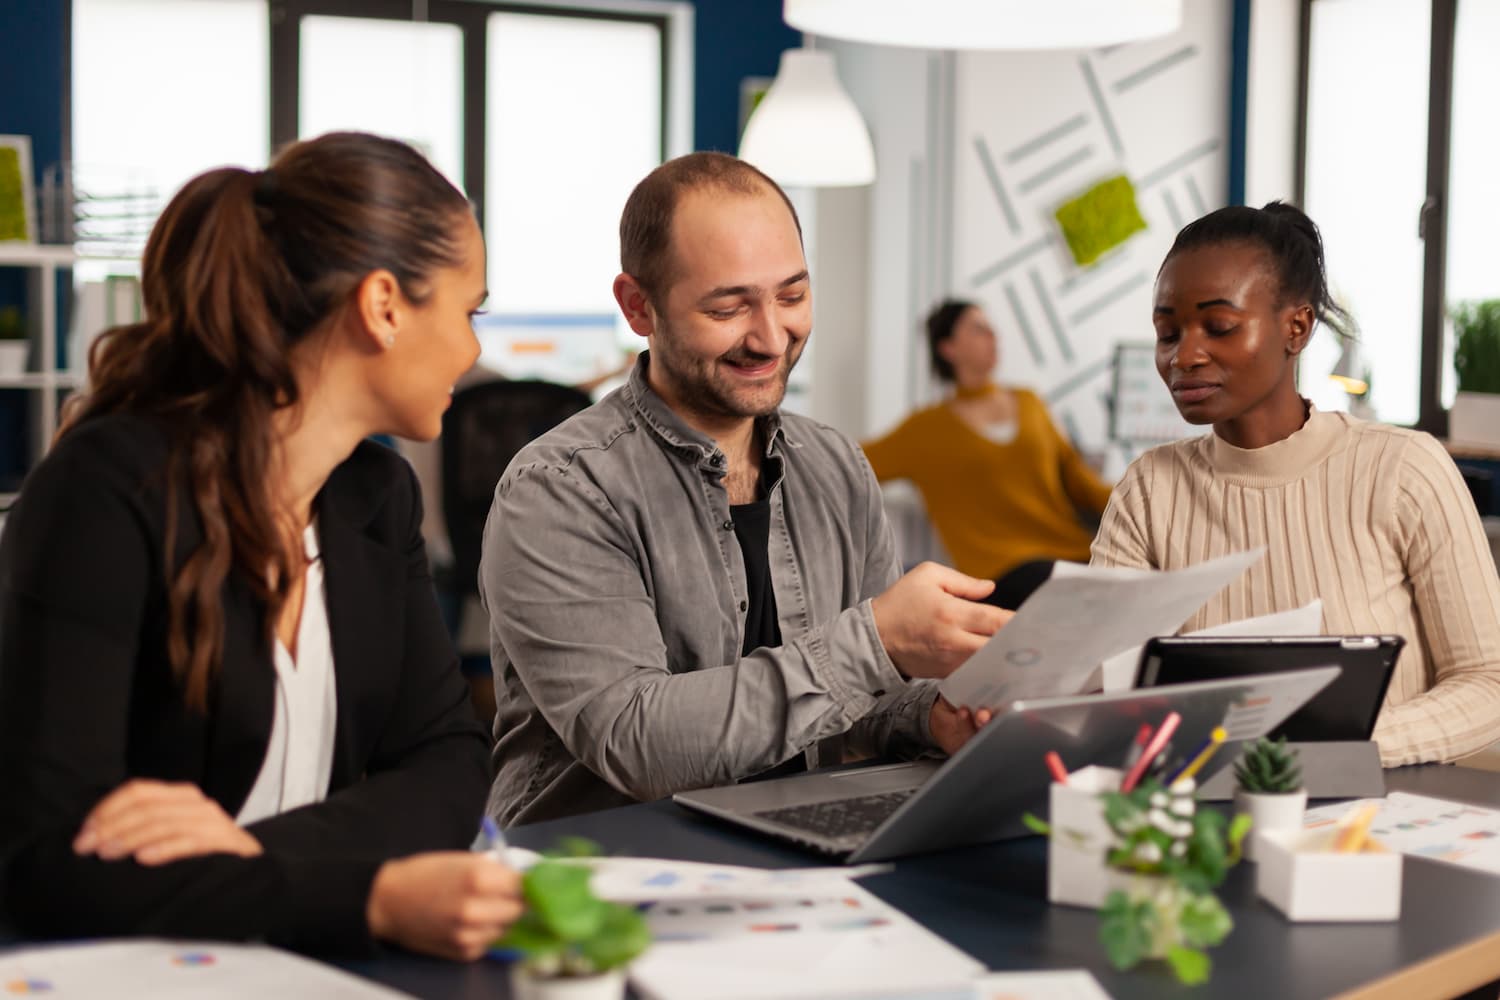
<box><xmin>938</xmin><ymin>548</ymin><xmax>1265</xmax><ymax>711</ymax></box>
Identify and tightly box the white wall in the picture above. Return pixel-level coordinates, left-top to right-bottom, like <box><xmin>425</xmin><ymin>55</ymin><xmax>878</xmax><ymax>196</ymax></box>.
<box><xmin>823</xmin><ymin>4</ymin><xmax>1233</xmax><ymax>453</ymax></box>
<box><xmin>951</xmin><ymin>2</ymin><xmax>1232</xmax><ymax>451</ymax></box>
<box><xmin>1245</xmin><ymin>0</ymin><xmax>1300</xmax><ymax>206</ymax></box>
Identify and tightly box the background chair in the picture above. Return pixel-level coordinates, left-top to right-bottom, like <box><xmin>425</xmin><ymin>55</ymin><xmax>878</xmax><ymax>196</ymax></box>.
<box><xmin>440</xmin><ymin>379</ymin><xmax>593</xmax><ymax>718</ymax></box>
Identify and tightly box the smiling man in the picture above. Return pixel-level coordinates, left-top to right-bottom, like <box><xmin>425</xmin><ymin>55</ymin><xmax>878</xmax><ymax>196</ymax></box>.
<box><xmin>481</xmin><ymin>153</ymin><xmax>1011</xmax><ymax>824</ymax></box>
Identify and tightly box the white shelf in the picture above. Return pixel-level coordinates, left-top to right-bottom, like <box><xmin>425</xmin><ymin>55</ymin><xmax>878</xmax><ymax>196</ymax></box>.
<box><xmin>0</xmin><ymin>372</ymin><xmax>85</xmax><ymax>390</ymax></box>
<box><xmin>0</xmin><ymin>243</ymin><xmax>77</xmax><ymax>267</ymax></box>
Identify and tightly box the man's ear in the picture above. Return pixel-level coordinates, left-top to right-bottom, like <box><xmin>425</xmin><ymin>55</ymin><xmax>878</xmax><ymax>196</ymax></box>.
<box><xmin>355</xmin><ymin>270</ymin><xmax>402</xmax><ymax>350</ymax></box>
<box><xmin>613</xmin><ymin>273</ymin><xmax>658</xmax><ymax>340</ymax></box>
<box><xmin>1286</xmin><ymin>303</ymin><xmax>1314</xmax><ymax>357</ymax></box>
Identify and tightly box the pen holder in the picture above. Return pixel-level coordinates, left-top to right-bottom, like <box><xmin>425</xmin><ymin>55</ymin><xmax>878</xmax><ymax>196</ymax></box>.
<box><xmin>1255</xmin><ymin>828</ymin><xmax>1402</xmax><ymax>921</ymax></box>
<box><xmin>1045</xmin><ymin>766</ymin><xmax>1122</xmax><ymax>909</ymax></box>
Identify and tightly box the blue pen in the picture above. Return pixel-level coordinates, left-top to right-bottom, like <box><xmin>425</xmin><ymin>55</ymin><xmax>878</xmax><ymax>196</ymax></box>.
<box><xmin>480</xmin><ymin>815</ymin><xmax>509</xmax><ymax>858</ymax></box>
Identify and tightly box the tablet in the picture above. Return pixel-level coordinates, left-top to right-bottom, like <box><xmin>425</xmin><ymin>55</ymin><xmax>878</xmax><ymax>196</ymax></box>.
<box><xmin>1137</xmin><ymin>635</ymin><xmax>1404</xmax><ymax>742</ymax></box>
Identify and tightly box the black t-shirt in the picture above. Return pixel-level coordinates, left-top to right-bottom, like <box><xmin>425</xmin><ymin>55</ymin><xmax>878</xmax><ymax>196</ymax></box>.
<box><xmin>731</xmin><ymin>471</ymin><xmax>806</xmax><ymax>779</ymax></box>
<box><xmin>731</xmin><ymin>495</ymin><xmax>781</xmax><ymax>656</ymax></box>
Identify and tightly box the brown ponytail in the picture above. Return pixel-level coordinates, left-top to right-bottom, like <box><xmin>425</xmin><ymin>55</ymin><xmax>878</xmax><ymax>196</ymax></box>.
<box><xmin>61</xmin><ymin>132</ymin><xmax>472</xmax><ymax>711</ymax></box>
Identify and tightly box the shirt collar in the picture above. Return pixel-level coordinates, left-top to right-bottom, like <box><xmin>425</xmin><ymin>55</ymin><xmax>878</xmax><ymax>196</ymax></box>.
<box><xmin>625</xmin><ymin>351</ymin><xmax>792</xmax><ymax>470</ymax></box>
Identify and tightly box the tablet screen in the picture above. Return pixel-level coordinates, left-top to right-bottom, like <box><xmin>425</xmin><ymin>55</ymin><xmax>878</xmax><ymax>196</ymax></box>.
<box><xmin>1138</xmin><ymin>636</ymin><xmax>1404</xmax><ymax>741</ymax></box>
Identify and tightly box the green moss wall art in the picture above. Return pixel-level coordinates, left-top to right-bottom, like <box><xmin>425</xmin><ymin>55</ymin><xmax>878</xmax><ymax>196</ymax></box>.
<box><xmin>1054</xmin><ymin>174</ymin><xmax>1147</xmax><ymax>268</ymax></box>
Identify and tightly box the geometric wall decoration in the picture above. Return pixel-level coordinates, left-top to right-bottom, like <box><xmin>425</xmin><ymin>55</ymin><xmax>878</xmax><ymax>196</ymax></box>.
<box><xmin>953</xmin><ymin>0</ymin><xmax>1230</xmax><ymax>453</ymax></box>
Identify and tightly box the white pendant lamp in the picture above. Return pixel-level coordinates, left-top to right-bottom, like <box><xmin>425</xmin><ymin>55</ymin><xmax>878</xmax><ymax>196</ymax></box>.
<box><xmin>739</xmin><ymin>48</ymin><xmax>876</xmax><ymax>188</ymax></box>
<box><xmin>784</xmin><ymin>0</ymin><xmax>1182</xmax><ymax>50</ymax></box>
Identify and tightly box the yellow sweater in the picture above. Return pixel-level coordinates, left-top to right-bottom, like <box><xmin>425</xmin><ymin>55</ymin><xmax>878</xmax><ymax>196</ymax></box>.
<box><xmin>863</xmin><ymin>389</ymin><xmax>1113</xmax><ymax>580</ymax></box>
<box><xmin>1091</xmin><ymin>409</ymin><xmax>1500</xmax><ymax>766</ymax></box>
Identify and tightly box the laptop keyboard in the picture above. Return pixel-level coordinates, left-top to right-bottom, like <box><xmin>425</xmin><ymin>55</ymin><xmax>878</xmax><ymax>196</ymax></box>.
<box><xmin>753</xmin><ymin>789</ymin><xmax>917</xmax><ymax>840</ymax></box>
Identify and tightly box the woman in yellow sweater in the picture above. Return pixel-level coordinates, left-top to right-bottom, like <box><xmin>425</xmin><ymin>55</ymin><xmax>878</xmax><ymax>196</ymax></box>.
<box><xmin>863</xmin><ymin>300</ymin><xmax>1112</xmax><ymax>608</ymax></box>
<box><xmin>1092</xmin><ymin>201</ymin><xmax>1500</xmax><ymax>766</ymax></box>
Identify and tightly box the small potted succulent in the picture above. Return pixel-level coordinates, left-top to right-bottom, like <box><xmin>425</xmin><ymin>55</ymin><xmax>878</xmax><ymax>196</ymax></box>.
<box><xmin>495</xmin><ymin>841</ymin><xmax>652</xmax><ymax>1000</ymax></box>
<box><xmin>1233</xmin><ymin>736</ymin><xmax>1307</xmax><ymax>861</ymax></box>
<box><xmin>1097</xmin><ymin>777</ymin><xmax>1251</xmax><ymax>985</ymax></box>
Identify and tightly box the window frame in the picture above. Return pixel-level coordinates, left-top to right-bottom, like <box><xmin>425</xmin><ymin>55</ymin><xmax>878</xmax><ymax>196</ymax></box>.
<box><xmin>268</xmin><ymin>0</ymin><xmax>674</xmax><ymax>230</ymax></box>
<box><xmin>1296</xmin><ymin>0</ymin><xmax>1458</xmax><ymax>435</ymax></box>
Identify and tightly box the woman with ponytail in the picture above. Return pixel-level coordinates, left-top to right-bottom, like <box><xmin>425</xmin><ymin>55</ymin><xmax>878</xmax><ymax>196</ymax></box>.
<box><xmin>0</xmin><ymin>132</ymin><xmax>522</xmax><ymax>959</ymax></box>
<box><xmin>1092</xmin><ymin>201</ymin><xmax>1500</xmax><ymax>767</ymax></box>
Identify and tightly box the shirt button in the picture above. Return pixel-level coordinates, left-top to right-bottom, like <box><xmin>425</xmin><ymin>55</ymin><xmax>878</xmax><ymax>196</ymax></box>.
<box><xmin>722</xmin><ymin>519</ymin><xmax>734</xmax><ymax>531</ymax></box>
<box><xmin>739</xmin><ymin>600</ymin><xmax>748</xmax><ymax>611</ymax></box>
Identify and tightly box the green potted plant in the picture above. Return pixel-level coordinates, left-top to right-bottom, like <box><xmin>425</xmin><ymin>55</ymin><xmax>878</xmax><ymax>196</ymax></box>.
<box><xmin>1097</xmin><ymin>778</ymin><xmax>1252</xmax><ymax>985</ymax></box>
<box><xmin>1450</xmin><ymin>299</ymin><xmax>1500</xmax><ymax>447</ymax></box>
<box><xmin>0</xmin><ymin>305</ymin><xmax>28</xmax><ymax>377</ymax></box>
<box><xmin>1233</xmin><ymin>736</ymin><xmax>1306</xmax><ymax>861</ymax></box>
<box><xmin>496</xmin><ymin>841</ymin><xmax>652</xmax><ymax>1000</ymax></box>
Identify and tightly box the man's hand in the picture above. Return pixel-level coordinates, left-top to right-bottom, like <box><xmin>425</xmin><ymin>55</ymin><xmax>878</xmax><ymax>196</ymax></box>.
<box><xmin>870</xmin><ymin>562</ymin><xmax>1013</xmax><ymax>679</ymax></box>
<box><xmin>367</xmin><ymin>853</ymin><xmax>525</xmax><ymax>961</ymax></box>
<box><xmin>72</xmin><ymin>780</ymin><xmax>262</xmax><ymax>866</ymax></box>
<box><xmin>929</xmin><ymin>697</ymin><xmax>996</xmax><ymax>755</ymax></box>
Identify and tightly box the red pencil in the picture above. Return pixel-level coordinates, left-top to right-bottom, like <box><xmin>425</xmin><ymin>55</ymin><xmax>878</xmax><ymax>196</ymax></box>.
<box><xmin>1044</xmin><ymin>750</ymin><xmax>1069</xmax><ymax>785</ymax></box>
<box><xmin>1120</xmin><ymin>712</ymin><xmax>1181</xmax><ymax>792</ymax></box>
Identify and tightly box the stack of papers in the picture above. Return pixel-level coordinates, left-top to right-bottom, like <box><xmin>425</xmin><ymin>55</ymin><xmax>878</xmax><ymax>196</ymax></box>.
<box><xmin>940</xmin><ymin>548</ymin><xmax>1266</xmax><ymax>708</ymax></box>
<box><xmin>504</xmin><ymin>851</ymin><xmax>1113</xmax><ymax>999</ymax></box>
<box><xmin>0</xmin><ymin>941</ymin><xmax>411</xmax><ymax>999</ymax></box>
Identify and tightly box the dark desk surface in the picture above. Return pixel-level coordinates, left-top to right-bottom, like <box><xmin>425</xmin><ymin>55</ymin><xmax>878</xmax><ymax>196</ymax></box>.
<box><xmin>348</xmin><ymin>765</ymin><xmax>1500</xmax><ymax>1000</ymax></box>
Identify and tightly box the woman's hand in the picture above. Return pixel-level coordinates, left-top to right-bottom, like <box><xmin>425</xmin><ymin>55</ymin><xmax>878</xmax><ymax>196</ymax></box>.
<box><xmin>366</xmin><ymin>853</ymin><xmax>525</xmax><ymax>961</ymax></box>
<box><xmin>72</xmin><ymin>779</ymin><xmax>262</xmax><ymax>866</ymax></box>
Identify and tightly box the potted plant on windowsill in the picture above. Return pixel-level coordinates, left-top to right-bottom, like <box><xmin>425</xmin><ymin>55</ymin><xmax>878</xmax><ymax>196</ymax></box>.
<box><xmin>1450</xmin><ymin>299</ymin><xmax>1500</xmax><ymax>448</ymax></box>
<box><xmin>1233</xmin><ymin>736</ymin><xmax>1307</xmax><ymax>861</ymax></box>
<box><xmin>495</xmin><ymin>843</ymin><xmax>652</xmax><ymax>1000</ymax></box>
<box><xmin>1096</xmin><ymin>777</ymin><xmax>1252</xmax><ymax>985</ymax></box>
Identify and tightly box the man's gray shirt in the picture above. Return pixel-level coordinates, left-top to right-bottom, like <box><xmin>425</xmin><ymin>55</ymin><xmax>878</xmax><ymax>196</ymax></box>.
<box><xmin>482</xmin><ymin>356</ymin><xmax>938</xmax><ymax>824</ymax></box>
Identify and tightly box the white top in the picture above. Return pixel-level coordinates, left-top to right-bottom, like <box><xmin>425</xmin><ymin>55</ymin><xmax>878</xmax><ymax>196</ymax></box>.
<box><xmin>236</xmin><ymin>521</ymin><xmax>337</xmax><ymax>825</ymax></box>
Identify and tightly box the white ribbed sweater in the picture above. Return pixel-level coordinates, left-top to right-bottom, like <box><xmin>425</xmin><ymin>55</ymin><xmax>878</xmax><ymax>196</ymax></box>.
<box><xmin>1092</xmin><ymin>409</ymin><xmax>1500</xmax><ymax>766</ymax></box>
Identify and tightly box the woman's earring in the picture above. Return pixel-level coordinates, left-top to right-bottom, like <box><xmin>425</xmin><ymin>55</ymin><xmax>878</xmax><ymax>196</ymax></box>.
<box><xmin>385</xmin><ymin>335</ymin><xmax>395</xmax><ymax>347</ymax></box>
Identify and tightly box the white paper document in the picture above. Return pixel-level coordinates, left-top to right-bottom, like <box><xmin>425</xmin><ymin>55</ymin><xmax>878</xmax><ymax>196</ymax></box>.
<box><xmin>1304</xmin><ymin>792</ymin><xmax>1500</xmax><ymax>874</ymax></box>
<box><xmin>973</xmin><ymin>970</ymin><xmax>1114</xmax><ymax>1000</ymax></box>
<box><xmin>628</xmin><ymin>880</ymin><xmax>985</xmax><ymax>1000</ymax></box>
<box><xmin>940</xmin><ymin>548</ymin><xmax>1265</xmax><ymax>709</ymax></box>
<box><xmin>503</xmin><ymin>848</ymin><xmax>890</xmax><ymax>903</ymax></box>
<box><xmin>0</xmin><ymin>941</ymin><xmax>412</xmax><ymax>999</ymax></box>
<box><xmin>1096</xmin><ymin>599</ymin><xmax>1325</xmax><ymax>692</ymax></box>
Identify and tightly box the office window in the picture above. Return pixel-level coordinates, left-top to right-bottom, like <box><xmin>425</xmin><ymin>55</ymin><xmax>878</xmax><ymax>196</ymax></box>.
<box><xmin>1302</xmin><ymin>0</ymin><xmax>1430</xmax><ymax>425</ymax></box>
<box><xmin>482</xmin><ymin>11</ymin><xmax>663</xmax><ymax>380</ymax></box>
<box><xmin>1443</xmin><ymin>0</ymin><xmax>1500</xmax><ymax>408</ymax></box>
<box><xmin>298</xmin><ymin>15</ymin><xmax>464</xmax><ymax>187</ymax></box>
<box><xmin>72</xmin><ymin>0</ymin><xmax>270</xmax><ymax>258</ymax></box>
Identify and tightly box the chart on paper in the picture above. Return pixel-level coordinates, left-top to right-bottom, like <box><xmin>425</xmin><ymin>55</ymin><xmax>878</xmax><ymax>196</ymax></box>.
<box><xmin>1304</xmin><ymin>793</ymin><xmax>1500</xmax><ymax>873</ymax></box>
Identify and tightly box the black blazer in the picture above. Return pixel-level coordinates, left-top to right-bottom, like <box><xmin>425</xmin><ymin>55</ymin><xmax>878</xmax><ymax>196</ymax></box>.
<box><xmin>0</xmin><ymin>414</ymin><xmax>491</xmax><ymax>954</ymax></box>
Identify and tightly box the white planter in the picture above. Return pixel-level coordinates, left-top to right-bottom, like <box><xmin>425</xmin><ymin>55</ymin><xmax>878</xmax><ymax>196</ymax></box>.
<box><xmin>1451</xmin><ymin>391</ymin><xmax>1500</xmax><ymax>449</ymax></box>
<box><xmin>509</xmin><ymin>966</ymin><xmax>626</xmax><ymax>1000</ymax></box>
<box><xmin>1045</xmin><ymin>766</ymin><xmax>1121</xmax><ymax>909</ymax></box>
<box><xmin>1235</xmin><ymin>789</ymin><xmax>1308</xmax><ymax>861</ymax></box>
<box><xmin>1255</xmin><ymin>827</ymin><xmax>1401</xmax><ymax>921</ymax></box>
<box><xmin>0</xmin><ymin>341</ymin><xmax>28</xmax><ymax>377</ymax></box>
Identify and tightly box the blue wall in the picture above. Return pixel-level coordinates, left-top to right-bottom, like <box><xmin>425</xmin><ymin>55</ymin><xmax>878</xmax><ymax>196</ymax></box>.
<box><xmin>692</xmin><ymin>0</ymin><xmax>800</xmax><ymax>153</ymax></box>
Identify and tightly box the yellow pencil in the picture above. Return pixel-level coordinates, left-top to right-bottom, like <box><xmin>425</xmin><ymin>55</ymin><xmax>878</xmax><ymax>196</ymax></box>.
<box><xmin>1334</xmin><ymin>803</ymin><xmax>1380</xmax><ymax>854</ymax></box>
<box><xmin>1168</xmin><ymin>726</ymin><xmax>1228</xmax><ymax>785</ymax></box>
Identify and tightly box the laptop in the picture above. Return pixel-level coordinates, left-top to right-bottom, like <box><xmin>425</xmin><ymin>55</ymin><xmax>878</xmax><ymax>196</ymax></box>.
<box><xmin>673</xmin><ymin>667</ymin><xmax>1338</xmax><ymax>862</ymax></box>
<box><xmin>1138</xmin><ymin>635</ymin><xmax>1403</xmax><ymax>800</ymax></box>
